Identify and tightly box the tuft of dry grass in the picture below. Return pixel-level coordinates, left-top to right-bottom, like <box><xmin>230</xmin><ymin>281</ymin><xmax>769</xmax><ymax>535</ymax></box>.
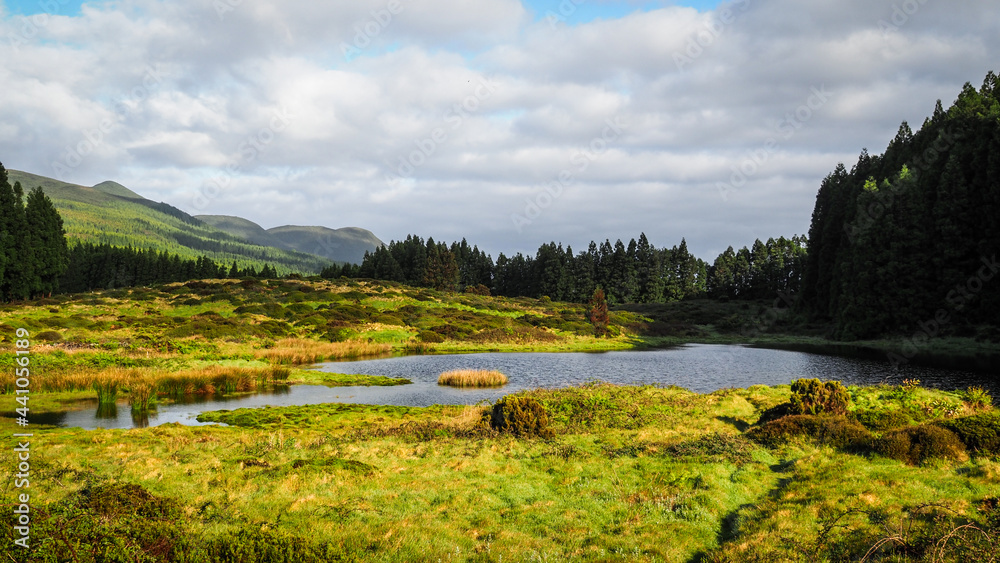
<box><xmin>437</xmin><ymin>369</ymin><xmax>508</xmax><ymax>388</ymax></box>
<box><xmin>256</xmin><ymin>338</ymin><xmax>391</xmax><ymax>365</ymax></box>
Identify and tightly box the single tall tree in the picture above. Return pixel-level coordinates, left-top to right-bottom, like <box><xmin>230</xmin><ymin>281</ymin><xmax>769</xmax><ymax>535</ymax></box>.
<box><xmin>587</xmin><ymin>287</ymin><xmax>610</xmax><ymax>337</ymax></box>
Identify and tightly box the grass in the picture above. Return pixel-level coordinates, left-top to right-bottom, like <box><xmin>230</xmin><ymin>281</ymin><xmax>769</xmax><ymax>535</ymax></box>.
<box><xmin>437</xmin><ymin>369</ymin><xmax>509</xmax><ymax>388</ymax></box>
<box><xmin>255</xmin><ymin>338</ymin><xmax>392</xmax><ymax>365</ymax></box>
<box><xmin>3</xmin><ymin>382</ymin><xmax>998</xmax><ymax>561</ymax></box>
<box><xmin>2</xmin><ymin>281</ymin><xmax>998</xmax><ymax>560</ymax></box>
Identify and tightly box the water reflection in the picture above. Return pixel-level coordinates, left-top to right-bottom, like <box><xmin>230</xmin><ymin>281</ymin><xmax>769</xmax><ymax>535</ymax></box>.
<box><xmin>48</xmin><ymin>344</ymin><xmax>997</xmax><ymax>431</ymax></box>
<box><xmin>95</xmin><ymin>403</ymin><xmax>118</xmax><ymax>420</ymax></box>
<box><xmin>131</xmin><ymin>410</ymin><xmax>152</xmax><ymax>428</ymax></box>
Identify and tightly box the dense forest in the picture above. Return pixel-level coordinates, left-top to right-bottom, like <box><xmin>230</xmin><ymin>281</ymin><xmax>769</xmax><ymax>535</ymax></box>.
<box><xmin>58</xmin><ymin>243</ymin><xmax>278</xmax><ymax>294</ymax></box>
<box><xmin>0</xmin><ymin>164</ymin><xmax>70</xmax><ymax>301</ymax></box>
<box><xmin>329</xmin><ymin>233</ymin><xmax>807</xmax><ymax>305</ymax></box>
<box><xmin>801</xmin><ymin>71</ymin><xmax>1000</xmax><ymax>340</ymax></box>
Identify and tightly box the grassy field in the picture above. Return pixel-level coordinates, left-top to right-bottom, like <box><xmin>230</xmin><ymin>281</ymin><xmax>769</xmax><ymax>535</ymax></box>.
<box><xmin>2</xmin><ymin>381</ymin><xmax>998</xmax><ymax>561</ymax></box>
<box><xmin>1</xmin><ymin>281</ymin><xmax>999</xmax><ymax>561</ymax></box>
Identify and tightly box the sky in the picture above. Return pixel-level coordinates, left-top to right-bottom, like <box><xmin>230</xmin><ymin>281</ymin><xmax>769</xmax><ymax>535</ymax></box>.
<box><xmin>0</xmin><ymin>0</ymin><xmax>998</xmax><ymax>262</ymax></box>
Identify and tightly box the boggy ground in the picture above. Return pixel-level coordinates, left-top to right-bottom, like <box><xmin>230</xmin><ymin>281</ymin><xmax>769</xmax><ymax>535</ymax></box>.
<box><xmin>2</xmin><ymin>381</ymin><xmax>999</xmax><ymax>562</ymax></box>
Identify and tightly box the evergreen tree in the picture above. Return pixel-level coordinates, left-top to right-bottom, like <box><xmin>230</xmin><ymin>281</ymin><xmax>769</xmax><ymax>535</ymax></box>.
<box><xmin>24</xmin><ymin>186</ymin><xmax>69</xmax><ymax>296</ymax></box>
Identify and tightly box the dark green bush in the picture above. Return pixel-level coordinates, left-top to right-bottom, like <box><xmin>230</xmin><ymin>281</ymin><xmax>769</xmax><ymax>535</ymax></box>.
<box><xmin>756</xmin><ymin>401</ymin><xmax>796</xmax><ymax>425</ymax></box>
<box><xmin>875</xmin><ymin>425</ymin><xmax>967</xmax><ymax>465</ymax></box>
<box><xmin>852</xmin><ymin>409</ymin><xmax>913</xmax><ymax>433</ymax></box>
<box><xmin>35</xmin><ymin>330</ymin><xmax>63</xmax><ymax>342</ymax></box>
<box><xmin>747</xmin><ymin>414</ymin><xmax>872</xmax><ymax>450</ymax></box>
<box><xmin>789</xmin><ymin>379</ymin><xmax>851</xmax><ymax>416</ymax></box>
<box><xmin>938</xmin><ymin>413</ymin><xmax>1000</xmax><ymax>454</ymax></box>
<box><xmin>489</xmin><ymin>396</ymin><xmax>554</xmax><ymax>438</ymax></box>
<box><xmin>416</xmin><ymin>330</ymin><xmax>445</xmax><ymax>343</ymax></box>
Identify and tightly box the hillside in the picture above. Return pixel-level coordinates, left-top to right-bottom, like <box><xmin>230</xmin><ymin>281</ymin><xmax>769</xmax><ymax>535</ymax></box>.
<box><xmin>197</xmin><ymin>216</ymin><xmax>383</xmax><ymax>264</ymax></box>
<box><xmin>5</xmin><ymin>170</ymin><xmax>344</xmax><ymax>275</ymax></box>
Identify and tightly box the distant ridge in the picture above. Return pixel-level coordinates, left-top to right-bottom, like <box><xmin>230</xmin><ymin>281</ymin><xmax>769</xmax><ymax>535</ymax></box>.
<box><xmin>197</xmin><ymin>216</ymin><xmax>384</xmax><ymax>265</ymax></box>
<box><xmin>4</xmin><ymin>169</ymin><xmax>376</xmax><ymax>273</ymax></box>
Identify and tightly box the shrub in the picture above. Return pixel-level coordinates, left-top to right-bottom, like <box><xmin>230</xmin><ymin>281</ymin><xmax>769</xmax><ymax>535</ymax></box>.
<box><xmin>416</xmin><ymin>330</ymin><xmax>445</xmax><ymax>343</ymax></box>
<box><xmin>464</xmin><ymin>284</ymin><xmax>491</xmax><ymax>296</ymax></box>
<box><xmin>938</xmin><ymin>413</ymin><xmax>1000</xmax><ymax>454</ymax></box>
<box><xmin>851</xmin><ymin>409</ymin><xmax>913</xmax><ymax>433</ymax></box>
<box><xmin>789</xmin><ymin>378</ymin><xmax>851</xmax><ymax>415</ymax></box>
<box><xmin>35</xmin><ymin>330</ymin><xmax>62</xmax><ymax>342</ymax></box>
<box><xmin>489</xmin><ymin>396</ymin><xmax>554</xmax><ymax>438</ymax></box>
<box><xmin>747</xmin><ymin>414</ymin><xmax>872</xmax><ymax>450</ymax></box>
<box><xmin>964</xmin><ymin>386</ymin><xmax>994</xmax><ymax>410</ymax></box>
<box><xmin>875</xmin><ymin>425</ymin><xmax>967</xmax><ymax>465</ymax></box>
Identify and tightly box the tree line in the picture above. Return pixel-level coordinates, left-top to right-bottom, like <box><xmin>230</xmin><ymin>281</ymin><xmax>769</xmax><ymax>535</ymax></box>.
<box><xmin>801</xmin><ymin>71</ymin><xmax>1000</xmax><ymax>339</ymax></box>
<box><xmin>0</xmin><ymin>164</ymin><xmax>70</xmax><ymax>301</ymax></box>
<box><xmin>59</xmin><ymin>243</ymin><xmax>279</xmax><ymax>294</ymax></box>
<box><xmin>333</xmin><ymin>233</ymin><xmax>807</xmax><ymax>305</ymax></box>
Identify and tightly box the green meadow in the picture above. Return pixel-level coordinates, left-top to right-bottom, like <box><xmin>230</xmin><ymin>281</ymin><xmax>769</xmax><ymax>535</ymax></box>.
<box><xmin>0</xmin><ymin>279</ymin><xmax>998</xmax><ymax>561</ymax></box>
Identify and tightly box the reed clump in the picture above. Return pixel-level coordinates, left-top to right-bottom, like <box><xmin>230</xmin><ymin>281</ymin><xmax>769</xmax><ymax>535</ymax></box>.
<box><xmin>438</xmin><ymin>369</ymin><xmax>509</xmax><ymax>388</ymax></box>
<box><xmin>256</xmin><ymin>338</ymin><xmax>390</xmax><ymax>365</ymax></box>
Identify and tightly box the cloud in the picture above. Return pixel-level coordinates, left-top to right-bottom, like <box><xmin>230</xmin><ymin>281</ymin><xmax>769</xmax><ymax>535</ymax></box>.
<box><xmin>0</xmin><ymin>0</ymin><xmax>998</xmax><ymax>262</ymax></box>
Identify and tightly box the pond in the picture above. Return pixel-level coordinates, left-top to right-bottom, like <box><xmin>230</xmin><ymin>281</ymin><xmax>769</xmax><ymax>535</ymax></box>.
<box><xmin>38</xmin><ymin>344</ymin><xmax>997</xmax><ymax>430</ymax></box>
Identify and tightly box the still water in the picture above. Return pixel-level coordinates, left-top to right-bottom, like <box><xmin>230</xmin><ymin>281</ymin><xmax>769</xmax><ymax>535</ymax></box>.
<box><xmin>38</xmin><ymin>344</ymin><xmax>997</xmax><ymax>430</ymax></box>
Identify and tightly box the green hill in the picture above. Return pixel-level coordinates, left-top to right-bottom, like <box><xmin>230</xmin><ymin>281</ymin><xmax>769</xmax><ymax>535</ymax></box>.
<box><xmin>196</xmin><ymin>216</ymin><xmax>383</xmax><ymax>265</ymax></box>
<box><xmin>6</xmin><ymin>170</ymin><xmax>334</xmax><ymax>275</ymax></box>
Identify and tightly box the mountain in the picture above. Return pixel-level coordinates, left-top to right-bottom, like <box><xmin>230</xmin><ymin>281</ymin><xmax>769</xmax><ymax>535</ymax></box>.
<box><xmin>4</xmin><ymin>170</ymin><xmax>345</xmax><ymax>274</ymax></box>
<box><xmin>196</xmin><ymin>216</ymin><xmax>383</xmax><ymax>265</ymax></box>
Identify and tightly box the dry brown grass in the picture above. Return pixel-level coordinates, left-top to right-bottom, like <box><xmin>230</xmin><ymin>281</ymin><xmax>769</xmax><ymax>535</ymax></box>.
<box><xmin>437</xmin><ymin>369</ymin><xmax>509</xmax><ymax>388</ymax></box>
<box><xmin>256</xmin><ymin>338</ymin><xmax>390</xmax><ymax>365</ymax></box>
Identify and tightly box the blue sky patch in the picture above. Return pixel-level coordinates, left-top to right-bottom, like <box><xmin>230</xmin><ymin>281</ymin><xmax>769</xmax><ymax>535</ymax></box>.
<box><xmin>521</xmin><ymin>0</ymin><xmax>724</xmax><ymax>24</ymax></box>
<box><xmin>3</xmin><ymin>0</ymin><xmax>86</xmax><ymax>16</ymax></box>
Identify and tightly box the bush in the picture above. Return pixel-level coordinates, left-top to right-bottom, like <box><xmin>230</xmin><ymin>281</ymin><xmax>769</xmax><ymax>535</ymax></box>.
<box><xmin>464</xmin><ymin>284</ymin><xmax>491</xmax><ymax>296</ymax></box>
<box><xmin>875</xmin><ymin>425</ymin><xmax>967</xmax><ymax>465</ymax></box>
<box><xmin>489</xmin><ymin>396</ymin><xmax>554</xmax><ymax>438</ymax></box>
<box><xmin>964</xmin><ymin>386</ymin><xmax>994</xmax><ymax>410</ymax></box>
<box><xmin>748</xmin><ymin>414</ymin><xmax>872</xmax><ymax>450</ymax></box>
<box><xmin>35</xmin><ymin>330</ymin><xmax>62</xmax><ymax>342</ymax></box>
<box><xmin>416</xmin><ymin>331</ymin><xmax>445</xmax><ymax>343</ymax></box>
<box><xmin>789</xmin><ymin>379</ymin><xmax>851</xmax><ymax>416</ymax></box>
<box><xmin>852</xmin><ymin>409</ymin><xmax>913</xmax><ymax>433</ymax></box>
<box><xmin>938</xmin><ymin>413</ymin><xmax>1000</xmax><ymax>454</ymax></box>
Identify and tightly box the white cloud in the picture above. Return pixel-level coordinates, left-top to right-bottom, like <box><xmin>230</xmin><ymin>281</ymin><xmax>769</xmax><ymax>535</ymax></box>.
<box><xmin>0</xmin><ymin>0</ymin><xmax>998</xmax><ymax>261</ymax></box>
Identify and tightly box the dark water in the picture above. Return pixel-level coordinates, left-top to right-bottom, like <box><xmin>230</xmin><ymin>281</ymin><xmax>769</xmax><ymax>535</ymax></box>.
<box><xmin>41</xmin><ymin>344</ymin><xmax>997</xmax><ymax>430</ymax></box>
